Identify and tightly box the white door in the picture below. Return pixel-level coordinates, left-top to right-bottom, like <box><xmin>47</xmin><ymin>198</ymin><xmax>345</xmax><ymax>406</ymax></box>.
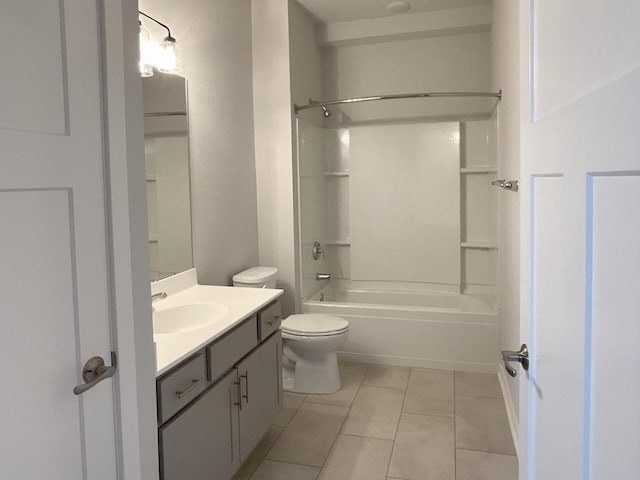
<box><xmin>0</xmin><ymin>1</ymin><xmax>121</xmax><ymax>478</ymax></box>
<box><xmin>518</xmin><ymin>1</ymin><xmax>640</xmax><ymax>479</ymax></box>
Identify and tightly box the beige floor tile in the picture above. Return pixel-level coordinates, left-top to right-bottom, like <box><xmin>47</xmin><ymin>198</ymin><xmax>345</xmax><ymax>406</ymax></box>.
<box><xmin>363</xmin><ymin>365</ymin><xmax>411</xmax><ymax>390</ymax></box>
<box><xmin>273</xmin><ymin>392</ymin><xmax>307</xmax><ymax>427</ymax></box>
<box><xmin>403</xmin><ymin>368</ymin><xmax>454</xmax><ymax>417</ymax></box>
<box><xmin>305</xmin><ymin>362</ymin><xmax>368</xmax><ymax>406</ymax></box>
<box><xmin>318</xmin><ymin>434</ymin><xmax>393</xmax><ymax>480</ymax></box>
<box><xmin>456</xmin><ymin>449</ymin><xmax>518</xmax><ymax>480</ymax></box>
<box><xmin>454</xmin><ymin>372</ymin><xmax>502</xmax><ymax>398</ymax></box>
<box><xmin>266</xmin><ymin>402</ymin><xmax>349</xmax><ymax>467</ymax></box>
<box><xmin>341</xmin><ymin>386</ymin><xmax>404</xmax><ymax>439</ymax></box>
<box><xmin>388</xmin><ymin>413</ymin><xmax>455</xmax><ymax>480</ymax></box>
<box><xmin>455</xmin><ymin>395</ymin><xmax>516</xmax><ymax>455</ymax></box>
<box><xmin>232</xmin><ymin>426</ymin><xmax>283</xmax><ymax>480</ymax></box>
<box><xmin>250</xmin><ymin>460</ymin><xmax>320</xmax><ymax>480</ymax></box>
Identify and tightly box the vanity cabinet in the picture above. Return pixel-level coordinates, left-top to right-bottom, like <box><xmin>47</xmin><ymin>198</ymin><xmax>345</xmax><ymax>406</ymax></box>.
<box><xmin>237</xmin><ymin>332</ymin><xmax>282</xmax><ymax>459</ymax></box>
<box><xmin>157</xmin><ymin>300</ymin><xmax>282</xmax><ymax>480</ymax></box>
<box><xmin>160</xmin><ymin>370</ymin><xmax>240</xmax><ymax>480</ymax></box>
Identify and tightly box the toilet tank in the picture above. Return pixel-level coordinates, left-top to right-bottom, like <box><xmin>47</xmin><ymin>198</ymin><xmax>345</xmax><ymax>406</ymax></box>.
<box><xmin>232</xmin><ymin>266</ymin><xmax>278</xmax><ymax>288</ymax></box>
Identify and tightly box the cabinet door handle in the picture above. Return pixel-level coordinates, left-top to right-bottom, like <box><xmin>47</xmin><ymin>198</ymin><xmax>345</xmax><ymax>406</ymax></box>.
<box><xmin>176</xmin><ymin>377</ymin><xmax>205</xmax><ymax>399</ymax></box>
<box><xmin>234</xmin><ymin>379</ymin><xmax>243</xmax><ymax>411</ymax></box>
<box><xmin>241</xmin><ymin>372</ymin><xmax>249</xmax><ymax>403</ymax></box>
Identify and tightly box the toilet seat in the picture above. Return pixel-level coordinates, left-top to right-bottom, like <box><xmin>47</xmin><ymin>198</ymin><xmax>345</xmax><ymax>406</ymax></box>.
<box><xmin>281</xmin><ymin>313</ymin><xmax>349</xmax><ymax>337</ymax></box>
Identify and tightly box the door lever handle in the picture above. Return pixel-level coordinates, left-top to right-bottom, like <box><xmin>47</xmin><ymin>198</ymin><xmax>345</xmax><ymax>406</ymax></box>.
<box><xmin>73</xmin><ymin>352</ymin><xmax>117</xmax><ymax>395</ymax></box>
<box><xmin>501</xmin><ymin>344</ymin><xmax>529</xmax><ymax>377</ymax></box>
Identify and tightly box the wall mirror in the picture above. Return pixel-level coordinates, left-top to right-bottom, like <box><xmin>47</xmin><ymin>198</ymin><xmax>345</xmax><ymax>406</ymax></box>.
<box><xmin>143</xmin><ymin>70</ymin><xmax>193</xmax><ymax>281</ymax></box>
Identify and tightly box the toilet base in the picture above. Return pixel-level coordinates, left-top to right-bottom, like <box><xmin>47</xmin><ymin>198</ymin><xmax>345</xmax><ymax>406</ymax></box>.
<box><xmin>282</xmin><ymin>351</ymin><xmax>341</xmax><ymax>394</ymax></box>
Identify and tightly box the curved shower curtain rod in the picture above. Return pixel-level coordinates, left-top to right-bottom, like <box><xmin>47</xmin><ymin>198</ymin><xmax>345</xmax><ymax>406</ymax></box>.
<box><xmin>294</xmin><ymin>90</ymin><xmax>502</xmax><ymax>114</ymax></box>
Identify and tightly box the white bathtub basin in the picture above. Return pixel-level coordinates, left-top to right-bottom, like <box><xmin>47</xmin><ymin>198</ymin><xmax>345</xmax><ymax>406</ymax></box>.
<box><xmin>153</xmin><ymin>303</ymin><xmax>229</xmax><ymax>334</ymax></box>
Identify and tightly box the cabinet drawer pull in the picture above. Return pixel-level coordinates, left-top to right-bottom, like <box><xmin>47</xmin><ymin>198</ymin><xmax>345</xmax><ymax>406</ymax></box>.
<box><xmin>266</xmin><ymin>315</ymin><xmax>281</xmax><ymax>327</ymax></box>
<box><xmin>175</xmin><ymin>377</ymin><xmax>205</xmax><ymax>399</ymax></box>
<box><xmin>241</xmin><ymin>372</ymin><xmax>249</xmax><ymax>403</ymax></box>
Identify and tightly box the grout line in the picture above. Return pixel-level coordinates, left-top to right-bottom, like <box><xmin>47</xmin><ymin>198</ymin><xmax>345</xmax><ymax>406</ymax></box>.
<box><xmin>454</xmin><ymin>392</ymin><xmax>504</xmax><ymax>399</ymax></box>
<box><xmin>386</xmin><ymin>369</ymin><xmax>409</xmax><ymax>478</ymax></box>
<box><xmin>246</xmin><ymin>427</ymin><xmax>285</xmax><ymax>480</ymax></box>
<box><xmin>255</xmin><ymin>458</ymin><xmax>324</xmax><ymax>470</ymax></box>
<box><xmin>401</xmin><ymin>411</ymin><xmax>455</xmax><ymax>420</ymax></box>
<box><xmin>317</xmin><ymin>364</ymin><xmax>369</xmax><ymax>474</ymax></box>
<box><xmin>303</xmin><ymin>398</ymin><xmax>352</xmax><ymax>407</ymax></box>
<box><xmin>360</xmin><ymin>383</ymin><xmax>408</xmax><ymax>392</ymax></box>
<box><xmin>456</xmin><ymin>447</ymin><xmax>518</xmax><ymax>458</ymax></box>
<box><xmin>262</xmin><ymin>393</ymin><xmax>309</xmax><ymax>468</ymax></box>
<box><xmin>454</xmin><ymin>370</ymin><xmax>457</xmax><ymax>480</ymax></box>
<box><xmin>338</xmin><ymin>432</ymin><xmax>396</xmax><ymax>441</ymax></box>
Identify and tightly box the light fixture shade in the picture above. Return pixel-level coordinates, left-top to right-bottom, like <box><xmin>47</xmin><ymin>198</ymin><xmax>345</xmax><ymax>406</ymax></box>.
<box><xmin>157</xmin><ymin>36</ymin><xmax>182</xmax><ymax>74</ymax></box>
<box><xmin>139</xmin><ymin>24</ymin><xmax>154</xmax><ymax>77</ymax></box>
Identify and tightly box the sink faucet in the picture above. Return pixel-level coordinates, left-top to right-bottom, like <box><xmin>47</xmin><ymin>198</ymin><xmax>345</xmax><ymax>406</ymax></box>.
<box><xmin>152</xmin><ymin>292</ymin><xmax>168</xmax><ymax>302</ymax></box>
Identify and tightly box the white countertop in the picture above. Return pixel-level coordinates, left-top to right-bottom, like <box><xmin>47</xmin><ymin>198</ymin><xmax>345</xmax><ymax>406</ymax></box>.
<box><xmin>152</xmin><ymin>269</ymin><xmax>283</xmax><ymax>377</ymax></box>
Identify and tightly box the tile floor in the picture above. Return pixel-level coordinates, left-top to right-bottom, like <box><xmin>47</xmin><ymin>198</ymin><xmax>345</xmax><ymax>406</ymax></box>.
<box><xmin>233</xmin><ymin>363</ymin><xmax>517</xmax><ymax>480</ymax></box>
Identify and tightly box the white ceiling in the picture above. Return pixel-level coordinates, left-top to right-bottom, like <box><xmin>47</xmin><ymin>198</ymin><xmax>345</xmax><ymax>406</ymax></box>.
<box><xmin>297</xmin><ymin>0</ymin><xmax>492</xmax><ymax>24</ymax></box>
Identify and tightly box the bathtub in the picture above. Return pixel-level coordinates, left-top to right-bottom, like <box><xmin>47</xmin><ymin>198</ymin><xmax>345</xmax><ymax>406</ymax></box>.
<box><xmin>302</xmin><ymin>286</ymin><xmax>499</xmax><ymax>373</ymax></box>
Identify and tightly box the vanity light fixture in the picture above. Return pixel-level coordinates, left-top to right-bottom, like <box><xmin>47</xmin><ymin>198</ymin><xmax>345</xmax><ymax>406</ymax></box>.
<box><xmin>138</xmin><ymin>21</ymin><xmax>153</xmax><ymax>77</ymax></box>
<box><xmin>138</xmin><ymin>11</ymin><xmax>182</xmax><ymax>75</ymax></box>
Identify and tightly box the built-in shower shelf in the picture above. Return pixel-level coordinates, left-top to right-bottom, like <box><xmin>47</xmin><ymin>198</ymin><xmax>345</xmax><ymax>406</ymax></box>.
<box><xmin>461</xmin><ymin>241</ymin><xmax>498</xmax><ymax>249</ymax></box>
<box><xmin>460</xmin><ymin>166</ymin><xmax>498</xmax><ymax>174</ymax></box>
<box><xmin>146</xmin><ymin>176</ymin><xmax>157</xmax><ymax>182</ymax></box>
<box><xmin>326</xmin><ymin>239</ymin><xmax>351</xmax><ymax>246</ymax></box>
<box><xmin>324</xmin><ymin>171</ymin><xmax>350</xmax><ymax>177</ymax></box>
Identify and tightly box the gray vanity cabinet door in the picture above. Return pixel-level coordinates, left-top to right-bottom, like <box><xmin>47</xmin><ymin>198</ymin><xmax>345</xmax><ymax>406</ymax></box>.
<box><xmin>160</xmin><ymin>370</ymin><xmax>240</xmax><ymax>480</ymax></box>
<box><xmin>237</xmin><ymin>332</ymin><xmax>282</xmax><ymax>461</ymax></box>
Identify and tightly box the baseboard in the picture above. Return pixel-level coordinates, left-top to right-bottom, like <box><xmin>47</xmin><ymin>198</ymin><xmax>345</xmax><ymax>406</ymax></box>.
<box><xmin>337</xmin><ymin>351</ymin><xmax>497</xmax><ymax>374</ymax></box>
<box><xmin>497</xmin><ymin>366</ymin><xmax>520</xmax><ymax>458</ymax></box>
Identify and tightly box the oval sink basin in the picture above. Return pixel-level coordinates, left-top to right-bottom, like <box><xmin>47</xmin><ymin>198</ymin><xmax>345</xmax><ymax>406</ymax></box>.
<box><xmin>153</xmin><ymin>303</ymin><xmax>229</xmax><ymax>334</ymax></box>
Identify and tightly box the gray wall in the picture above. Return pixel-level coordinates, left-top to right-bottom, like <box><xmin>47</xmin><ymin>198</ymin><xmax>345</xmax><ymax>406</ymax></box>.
<box><xmin>492</xmin><ymin>0</ymin><xmax>521</xmax><ymax>415</ymax></box>
<box><xmin>140</xmin><ymin>0</ymin><xmax>259</xmax><ymax>285</ymax></box>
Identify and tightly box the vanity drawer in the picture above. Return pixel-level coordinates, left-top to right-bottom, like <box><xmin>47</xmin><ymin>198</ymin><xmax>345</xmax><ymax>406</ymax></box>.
<box><xmin>158</xmin><ymin>351</ymin><xmax>208</xmax><ymax>424</ymax></box>
<box><xmin>258</xmin><ymin>301</ymin><xmax>282</xmax><ymax>341</ymax></box>
<box><xmin>208</xmin><ymin>317</ymin><xmax>258</xmax><ymax>381</ymax></box>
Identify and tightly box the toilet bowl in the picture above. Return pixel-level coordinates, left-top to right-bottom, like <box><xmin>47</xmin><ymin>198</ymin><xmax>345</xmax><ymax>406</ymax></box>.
<box><xmin>281</xmin><ymin>314</ymin><xmax>349</xmax><ymax>394</ymax></box>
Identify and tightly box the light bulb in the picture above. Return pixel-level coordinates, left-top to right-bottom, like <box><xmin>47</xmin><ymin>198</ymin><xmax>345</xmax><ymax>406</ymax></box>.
<box><xmin>139</xmin><ymin>24</ymin><xmax>154</xmax><ymax>77</ymax></box>
<box><xmin>157</xmin><ymin>36</ymin><xmax>181</xmax><ymax>74</ymax></box>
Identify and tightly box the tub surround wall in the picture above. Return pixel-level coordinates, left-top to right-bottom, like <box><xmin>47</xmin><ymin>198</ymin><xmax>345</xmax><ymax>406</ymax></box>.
<box><xmin>139</xmin><ymin>0</ymin><xmax>259</xmax><ymax>286</ymax></box>
<box><xmin>297</xmin><ymin>119</ymin><xmax>330</xmax><ymax>300</ymax></box>
<box><xmin>350</xmin><ymin>122</ymin><xmax>461</xmax><ymax>286</ymax></box>
<box><xmin>297</xmin><ymin>117</ymin><xmax>498</xmax><ymax>297</ymax></box>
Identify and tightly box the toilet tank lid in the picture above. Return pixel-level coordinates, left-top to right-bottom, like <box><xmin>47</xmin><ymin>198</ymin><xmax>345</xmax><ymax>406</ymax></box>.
<box><xmin>233</xmin><ymin>266</ymin><xmax>278</xmax><ymax>284</ymax></box>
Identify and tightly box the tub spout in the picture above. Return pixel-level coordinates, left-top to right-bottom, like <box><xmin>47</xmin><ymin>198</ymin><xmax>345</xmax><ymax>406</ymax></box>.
<box><xmin>315</xmin><ymin>273</ymin><xmax>331</xmax><ymax>281</ymax></box>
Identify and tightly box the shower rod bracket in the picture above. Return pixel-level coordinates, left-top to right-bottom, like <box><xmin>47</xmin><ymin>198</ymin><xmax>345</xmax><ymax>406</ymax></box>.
<box><xmin>492</xmin><ymin>179</ymin><xmax>519</xmax><ymax>192</ymax></box>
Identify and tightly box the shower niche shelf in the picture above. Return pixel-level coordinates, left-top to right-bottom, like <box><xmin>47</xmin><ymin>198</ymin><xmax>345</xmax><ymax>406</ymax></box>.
<box><xmin>459</xmin><ymin>118</ymin><xmax>499</xmax><ymax>294</ymax></box>
<box><xmin>325</xmin><ymin>239</ymin><xmax>351</xmax><ymax>246</ymax></box>
<box><xmin>461</xmin><ymin>241</ymin><xmax>498</xmax><ymax>249</ymax></box>
<box><xmin>324</xmin><ymin>171</ymin><xmax>350</xmax><ymax>177</ymax></box>
<box><xmin>460</xmin><ymin>166</ymin><xmax>497</xmax><ymax>174</ymax></box>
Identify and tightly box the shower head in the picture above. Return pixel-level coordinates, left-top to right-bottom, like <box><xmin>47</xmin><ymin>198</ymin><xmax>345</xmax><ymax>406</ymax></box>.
<box><xmin>321</xmin><ymin>105</ymin><xmax>332</xmax><ymax>118</ymax></box>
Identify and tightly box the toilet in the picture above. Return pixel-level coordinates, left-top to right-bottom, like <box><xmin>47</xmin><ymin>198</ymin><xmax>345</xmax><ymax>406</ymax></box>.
<box><xmin>233</xmin><ymin>266</ymin><xmax>349</xmax><ymax>395</ymax></box>
<box><xmin>232</xmin><ymin>266</ymin><xmax>278</xmax><ymax>289</ymax></box>
<box><xmin>281</xmin><ymin>313</ymin><xmax>349</xmax><ymax>394</ymax></box>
